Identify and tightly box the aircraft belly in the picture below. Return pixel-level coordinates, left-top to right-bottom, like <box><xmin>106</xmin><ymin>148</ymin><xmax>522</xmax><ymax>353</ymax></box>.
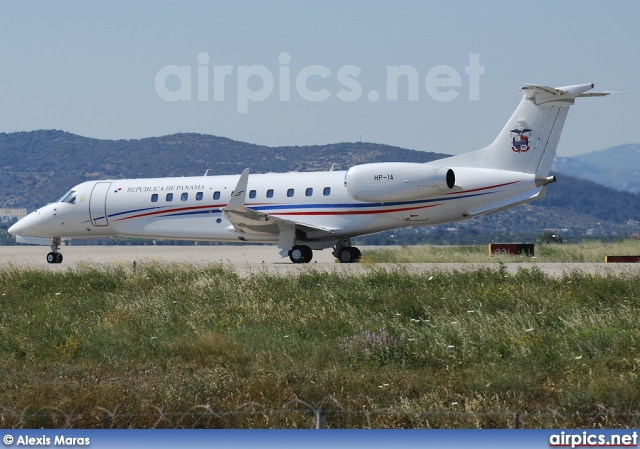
<box><xmin>331</xmin><ymin>214</ymin><xmax>404</xmax><ymax>237</ymax></box>
<box><xmin>401</xmin><ymin>209</ymin><xmax>431</xmax><ymax>222</ymax></box>
<box><xmin>113</xmin><ymin>216</ymin><xmax>232</xmax><ymax>240</ymax></box>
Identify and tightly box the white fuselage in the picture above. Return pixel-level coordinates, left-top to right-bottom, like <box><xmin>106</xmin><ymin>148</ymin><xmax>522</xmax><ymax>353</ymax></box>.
<box><xmin>9</xmin><ymin>167</ymin><xmax>541</xmax><ymax>248</ymax></box>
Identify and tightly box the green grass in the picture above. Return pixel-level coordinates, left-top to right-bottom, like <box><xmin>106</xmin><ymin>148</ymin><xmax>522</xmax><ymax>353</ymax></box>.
<box><xmin>0</xmin><ymin>259</ymin><xmax>639</xmax><ymax>428</ymax></box>
<box><xmin>362</xmin><ymin>239</ymin><xmax>640</xmax><ymax>263</ymax></box>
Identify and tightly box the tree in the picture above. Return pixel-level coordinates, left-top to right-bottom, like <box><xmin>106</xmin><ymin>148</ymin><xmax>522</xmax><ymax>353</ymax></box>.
<box><xmin>538</xmin><ymin>231</ymin><xmax>563</xmax><ymax>244</ymax></box>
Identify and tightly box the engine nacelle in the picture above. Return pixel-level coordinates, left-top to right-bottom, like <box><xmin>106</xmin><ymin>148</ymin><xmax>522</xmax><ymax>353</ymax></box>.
<box><xmin>344</xmin><ymin>162</ymin><xmax>455</xmax><ymax>202</ymax></box>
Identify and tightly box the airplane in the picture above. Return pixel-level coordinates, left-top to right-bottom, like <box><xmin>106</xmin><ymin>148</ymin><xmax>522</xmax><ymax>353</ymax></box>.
<box><xmin>8</xmin><ymin>83</ymin><xmax>610</xmax><ymax>264</ymax></box>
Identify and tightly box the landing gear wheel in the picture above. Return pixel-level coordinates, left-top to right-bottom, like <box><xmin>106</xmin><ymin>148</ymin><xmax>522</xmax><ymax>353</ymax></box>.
<box><xmin>337</xmin><ymin>247</ymin><xmax>361</xmax><ymax>264</ymax></box>
<box><xmin>338</xmin><ymin>248</ymin><xmax>352</xmax><ymax>263</ymax></box>
<box><xmin>47</xmin><ymin>237</ymin><xmax>63</xmax><ymax>264</ymax></box>
<box><xmin>333</xmin><ymin>238</ymin><xmax>361</xmax><ymax>264</ymax></box>
<box><xmin>47</xmin><ymin>252</ymin><xmax>63</xmax><ymax>264</ymax></box>
<box><xmin>301</xmin><ymin>245</ymin><xmax>313</xmax><ymax>263</ymax></box>
<box><xmin>289</xmin><ymin>245</ymin><xmax>313</xmax><ymax>264</ymax></box>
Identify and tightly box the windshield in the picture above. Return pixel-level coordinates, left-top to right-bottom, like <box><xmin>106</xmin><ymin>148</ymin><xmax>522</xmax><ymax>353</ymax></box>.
<box><xmin>57</xmin><ymin>190</ymin><xmax>77</xmax><ymax>204</ymax></box>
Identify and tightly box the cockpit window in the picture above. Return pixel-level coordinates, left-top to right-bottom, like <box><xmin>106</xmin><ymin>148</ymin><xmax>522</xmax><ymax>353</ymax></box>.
<box><xmin>58</xmin><ymin>190</ymin><xmax>77</xmax><ymax>204</ymax></box>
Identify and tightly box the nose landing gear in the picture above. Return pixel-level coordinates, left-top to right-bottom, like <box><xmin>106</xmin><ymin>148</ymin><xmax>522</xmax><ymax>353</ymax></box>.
<box><xmin>47</xmin><ymin>237</ymin><xmax>63</xmax><ymax>264</ymax></box>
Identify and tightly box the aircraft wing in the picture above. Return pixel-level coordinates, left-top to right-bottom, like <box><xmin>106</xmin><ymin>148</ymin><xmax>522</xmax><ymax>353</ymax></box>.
<box><xmin>222</xmin><ymin>168</ymin><xmax>337</xmax><ymax>237</ymax></box>
<box><xmin>223</xmin><ymin>203</ymin><xmax>338</xmax><ymax>235</ymax></box>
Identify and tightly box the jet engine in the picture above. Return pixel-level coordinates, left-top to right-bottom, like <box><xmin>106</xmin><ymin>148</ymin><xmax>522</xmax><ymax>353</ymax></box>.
<box><xmin>344</xmin><ymin>162</ymin><xmax>455</xmax><ymax>202</ymax></box>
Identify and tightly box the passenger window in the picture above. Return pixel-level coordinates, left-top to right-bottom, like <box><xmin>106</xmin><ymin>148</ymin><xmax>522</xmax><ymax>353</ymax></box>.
<box><xmin>166</xmin><ymin>193</ymin><xmax>173</xmax><ymax>202</ymax></box>
<box><xmin>323</xmin><ymin>187</ymin><xmax>331</xmax><ymax>196</ymax></box>
<box><xmin>213</xmin><ymin>191</ymin><xmax>221</xmax><ymax>200</ymax></box>
<box><xmin>305</xmin><ymin>188</ymin><xmax>313</xmax><ymax>197</ymax></box>
<box><xmin>249</xmin><ymin>190</ymin><xmax>256</xmax><ymax>199</ymax></box>
<box><xmin>266</xmin><ymin>189</ymin><xmax>274</xmax><ymax>198</ymax></box>
<box><xmin>196</xmin><ymin>192</ymin><xmax>203</xmax><ymax>201</ymax></box>
<box><xmin>287</xmin><ymin>189</ymin><xmax>294</xmax><ymax>198</ymax></box>
<box><xmin>181</xmin><ymin>192</ymin><xmax>188</xmax><ymax>201</ymax></box>
<box><xmin>151</xmin><ymin>194</ymin><xmax>158</xmax><ymax>202</ymax></box>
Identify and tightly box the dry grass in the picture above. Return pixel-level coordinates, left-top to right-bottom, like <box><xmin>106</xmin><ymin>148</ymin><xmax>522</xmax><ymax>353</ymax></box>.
<box><xmin>0</xmin><ymin>254</ymin><xmax>639</xmax><ymax>428</ymax></box>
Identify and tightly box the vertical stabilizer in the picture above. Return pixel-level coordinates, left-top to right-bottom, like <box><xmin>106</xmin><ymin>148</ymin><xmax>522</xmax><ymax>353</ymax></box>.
<box><xmin>442</xmin><ymin>83</ymin><xmax>601</xmax><ymax>176</ymax></box>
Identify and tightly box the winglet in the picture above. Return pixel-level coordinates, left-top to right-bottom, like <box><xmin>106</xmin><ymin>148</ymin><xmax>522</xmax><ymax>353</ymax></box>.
<box><xmin>226</xmin><ymin>168</ymin><xmax>250</xmax><ymax>209</ymax></box>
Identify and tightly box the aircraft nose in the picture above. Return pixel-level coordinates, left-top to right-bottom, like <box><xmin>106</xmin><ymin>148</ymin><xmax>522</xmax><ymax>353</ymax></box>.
<box><xmin>8</xmin><ymin>211</ymin><xmax>41</xmax><ymax>236</ymax></box>
<box><xmin>8</xmin><ymin>220</ymin><xmax>24</xmax><ymax>235</ymax></box>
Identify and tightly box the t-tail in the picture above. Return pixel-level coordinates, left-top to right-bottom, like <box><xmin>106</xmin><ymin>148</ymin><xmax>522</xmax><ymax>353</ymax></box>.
<box><xmin>442</xmin><ymin>83</ymin><xmax>609</xmax><ymax>176</ymax></box>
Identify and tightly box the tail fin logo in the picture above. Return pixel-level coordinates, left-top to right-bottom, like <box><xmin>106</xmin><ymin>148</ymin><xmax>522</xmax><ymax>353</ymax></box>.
<box><xmin>510</xmin><ymin>128</ymin><xmax>532</xmax><ymax>153</ymax></box>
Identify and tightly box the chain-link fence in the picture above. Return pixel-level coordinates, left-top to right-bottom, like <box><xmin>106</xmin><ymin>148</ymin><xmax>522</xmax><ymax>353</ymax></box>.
<box><xmin>1</xmin><ymin>397</ymin><xmax>639</xmax><ymax>429</ymax></box>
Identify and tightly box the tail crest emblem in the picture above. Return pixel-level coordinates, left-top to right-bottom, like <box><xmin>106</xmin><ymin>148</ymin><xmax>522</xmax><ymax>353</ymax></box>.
<box><xmin>510</xmin><ymin>127</ymin><xmax>532</xmax><ymax>153</ymax></box>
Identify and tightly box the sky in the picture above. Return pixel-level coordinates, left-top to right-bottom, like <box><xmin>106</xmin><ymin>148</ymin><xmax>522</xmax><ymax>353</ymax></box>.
<box><xmin>1</xmin><ymin>0</ymin><xmax>638</xmax><ymax>157</ymax></box>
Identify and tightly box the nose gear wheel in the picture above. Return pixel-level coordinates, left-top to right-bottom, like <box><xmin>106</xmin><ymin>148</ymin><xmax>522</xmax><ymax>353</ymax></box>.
<box><xmin>47</xmin><ymin>237</ymin><xmax>63</xmax><ymax>264</ymax></box>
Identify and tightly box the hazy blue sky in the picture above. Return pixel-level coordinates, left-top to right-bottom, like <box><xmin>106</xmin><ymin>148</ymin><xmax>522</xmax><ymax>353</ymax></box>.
<box><xmin>1</xmin><ymin>1</ymin><xmax>638</xmax><ymax>156</ymax></box>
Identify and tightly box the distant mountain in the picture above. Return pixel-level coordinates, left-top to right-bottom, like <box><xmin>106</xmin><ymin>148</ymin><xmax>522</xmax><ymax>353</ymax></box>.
<box><xmin>553</xmin><ymin>143</ymin><xmax>640</xmax><ymax>193</ymax></box>
<box><xmin>1</xmin><ymin>130</ymin><xmax>639</xmax><ymax>240</ymax></box>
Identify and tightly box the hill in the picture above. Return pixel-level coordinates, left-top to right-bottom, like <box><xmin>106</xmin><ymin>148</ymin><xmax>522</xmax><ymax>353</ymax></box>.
<box><xmin>553</xmin><ymin>143</ymin><xmax>640</xmax><ymax>193</ymax></box>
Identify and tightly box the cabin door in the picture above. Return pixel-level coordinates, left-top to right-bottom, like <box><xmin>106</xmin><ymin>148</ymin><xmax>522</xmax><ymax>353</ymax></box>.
<box><xmin>89</xmin><ymin>182</ymin><xmax>112</xmax><ymax>226</ymax></box>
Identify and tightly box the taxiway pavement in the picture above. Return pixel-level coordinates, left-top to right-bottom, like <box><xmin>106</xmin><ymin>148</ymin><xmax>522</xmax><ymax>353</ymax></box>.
<box><xmin>1</xmin><ymin>245</ymin><xmax>639</xmax><ymax>278</ymax></box>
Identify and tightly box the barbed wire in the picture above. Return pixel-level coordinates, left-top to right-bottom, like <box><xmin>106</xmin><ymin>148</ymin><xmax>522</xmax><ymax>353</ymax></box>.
<box><xmin>1</xmin><ymin>397</ymin><xmax>639</xmax><ymax>429</ymax></box>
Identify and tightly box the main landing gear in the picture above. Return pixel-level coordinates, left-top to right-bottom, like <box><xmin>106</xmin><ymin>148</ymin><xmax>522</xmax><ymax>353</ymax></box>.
<box><xmin>47</xmin><ymin>237</ymin><xmax>63</xmax><ymax>264</ymax></box>
<box><xmin>332</xmin><ymin>239</ymin><xmax>361</xmax><ymax>264</ymax></box>
<box><xmin>288</xmin><ymin>239</ymin><xmax>362</xmax><ymax>264</ymax></box>
<box><xmin>289</xmin><ymin>245</ymin><xmax>313</xmax><ymax>264</ymax></box>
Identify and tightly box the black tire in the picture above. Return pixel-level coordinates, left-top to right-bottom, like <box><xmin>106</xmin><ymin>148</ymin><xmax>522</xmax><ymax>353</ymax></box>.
<box><xmin>47</xmin><ymin>252</ymin><xmax>57</xmax><ymax>264</ymax></box>
<box><xmin>351</xmin><ymin>247</ymin><xmax>362</xmax><ymax>262</ymax></box>
<box><xmin>289</xmin><ymin>245</ymin><xmax>312</xmax><ymax>264</ymax></box>
<box><xmin>56</xmin><ymin>253</ymin><xmax>63</xmax><ymax>264</ymax></box>
<box><xmin>301</xmin><ymin>245</ymin><xmax>313</xmax><ymax>263</ymax></box>
<box><xmin>338</xmin><ymin>247</ymin><xmax>361</xmax><ymax>264</ymax></box>
<box><xmin>338</xmin><ymin>248</ymin><xmax>353</xmax><ymax>263</ymax></box>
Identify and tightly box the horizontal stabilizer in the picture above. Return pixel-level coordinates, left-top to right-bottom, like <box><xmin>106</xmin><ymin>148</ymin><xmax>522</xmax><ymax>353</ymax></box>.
<box><xmin>520</xmin><ymin>83</ymin><xmax>599</xmax><ymax>104</ymax></box>
<box><xmin>578</xmin><ymin>90</ymin><xmax>624</xmax><ymax>97</ymax></box>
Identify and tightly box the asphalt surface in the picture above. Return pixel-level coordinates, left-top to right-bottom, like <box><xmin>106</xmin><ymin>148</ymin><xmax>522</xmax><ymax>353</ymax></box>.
<box><xmin>1</xmin><ymin>245</ymin><xmax>639</xmax><ymax>278</ymax></box>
